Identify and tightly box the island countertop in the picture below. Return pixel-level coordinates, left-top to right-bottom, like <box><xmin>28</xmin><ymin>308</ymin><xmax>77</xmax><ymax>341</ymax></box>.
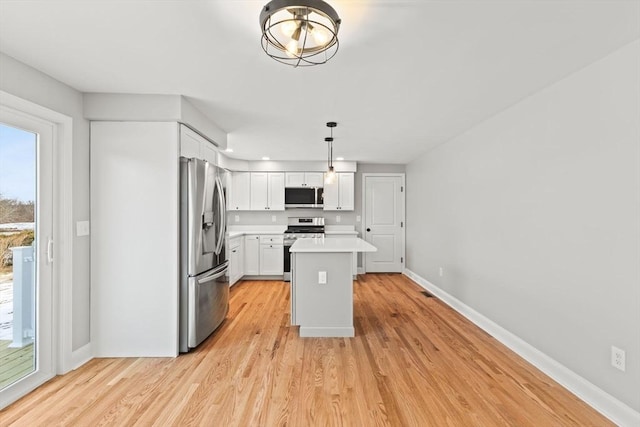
<box><xmin>290</xmin><ymin>237</ymin><xmax>377</xmax><ymax>253</ymax></box>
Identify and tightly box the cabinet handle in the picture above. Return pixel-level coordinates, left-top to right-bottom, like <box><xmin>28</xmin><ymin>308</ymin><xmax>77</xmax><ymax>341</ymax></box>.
<box><xmin>232</xmin><ymin>250</ymin><xmax>237</xmax><ymax>253</ymax></box>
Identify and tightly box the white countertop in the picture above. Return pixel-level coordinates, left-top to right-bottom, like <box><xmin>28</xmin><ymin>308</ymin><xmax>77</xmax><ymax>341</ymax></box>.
<box><xmin>227</xmin><ymin>226</ymin><xmax>286</xmax><ymax>238</ymax></box>
<box><xmin>290</xmin><ymin>237</ymin><xmax>377</xmax><ymax>253</ymax></box>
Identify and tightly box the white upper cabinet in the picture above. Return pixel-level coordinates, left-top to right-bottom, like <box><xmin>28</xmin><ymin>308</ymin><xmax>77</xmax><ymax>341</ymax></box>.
<box><xmin>179</xmin><ymin>125</ymin><xmax>218</xmax><ymax>165</ymax></box>
<box><xmin>228</xmin><ymin>172</ymin><xmax>251</xmax><ymax>210</ymax></box>
<box><xmin>304</xmin><ymin>172</ymin><xmax>324</xmax><ymax>188</ymax></box>
<box><xmin>250</xmin><ymin>172</ymin><xmax>284</xmax><ymax>210</ymax></box>
<box><xmin>268</xmin><ymin>173</ymin><xmax>285</xmax><ymax>210</ymax></box>
<box><xmin>285</xmin><ymin>172</ymin><xmax>324</xmax><ymax>188</ymax></box>
<box><xmin>285</xmin><ymin>172</ymin><xmax>305</xmax><ymax>187</ymax></box>
<box><xmin>250</xmin><ymin>173</ymin><xmax>269</xmax><ymax>210</ymax></box>
<box><xmin>323</xmin><ymin>172</ymin><xmax>354</xmax><ymax>211</ymax></box>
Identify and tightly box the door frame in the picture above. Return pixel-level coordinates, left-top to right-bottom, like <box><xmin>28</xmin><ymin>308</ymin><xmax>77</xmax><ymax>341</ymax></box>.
<box><xmin>361</xmin><ymin>173</ymin><xmax>406</xmax><ymax>273</ymax></box>
<box><xmin>0</xmin><ymin>91</ymin><xmax>74</xmax><ymax>407</ymax></box>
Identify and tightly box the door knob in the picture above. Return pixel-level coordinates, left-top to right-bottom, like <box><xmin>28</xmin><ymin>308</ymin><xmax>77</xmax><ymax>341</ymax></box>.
<box><xmin>366</xmin><ymin>228</ymin><xmax>371</xmax><ymax>232</ymax></box>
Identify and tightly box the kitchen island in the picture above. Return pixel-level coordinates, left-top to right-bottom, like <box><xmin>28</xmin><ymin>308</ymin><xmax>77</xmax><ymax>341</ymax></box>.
<box><xmin>289</xmin><ymin>237</ymin><xmax>377</xmax><ymax>337</ymax></box>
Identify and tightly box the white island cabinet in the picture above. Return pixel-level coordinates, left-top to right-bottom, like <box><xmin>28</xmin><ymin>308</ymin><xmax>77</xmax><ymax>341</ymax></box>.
<box><xmin>289</xmin><ymin>237</ymin><xmax>376</xmax><ymax>337</ymax></box>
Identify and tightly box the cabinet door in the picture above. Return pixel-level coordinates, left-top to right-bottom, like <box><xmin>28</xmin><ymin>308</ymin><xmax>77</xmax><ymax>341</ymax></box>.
<box><xmin>244</xmin><ymin>235</ymin><xmax>260</xmax><ymax>275</ymax></box>
<box><xmin>229</xmin><ymin>243</ymin><xmax>240</xmax><ymax>285</ymax></box>
<box><xmin>268</xmin><ymin>173</ymin><xmax>285</xmax><ymax>210</ymax></box>
<box><xmin>250</xmin><ymin>173</ymin><xmax>269</xmax><ymax>210</ymax></box>
<box><xmin>260</xmin><ymin>244</ymin><xmax>284</xmax><ymax>275</ymax></box>
<box><xmin>201</xmin><ymin>142</ymin><xmax>218</xmax><ymax>166</ymax></box>
<box><xmin>237</xmin><ymin>238</ymin><xmax>244</xmax><ymax>277</ymax></box>
<box><xmin>285</xmin><ymin>172</ymin><xmax>305</xmax><ymax>187</ymax></box>
<box><xmin>180</xmin><ymin>126</ymin><xmax>201</xmax><ymax>159</ymax></box>
<box><xmin>229</xmin><ymin>172</ymin><xmax>251</xmax><ymax>210</ymax></box>
<box><xmin>323</xmin><ymin>174</ymin><xmax>339</xmax><ymax>210</ymax></box>
<box><xmin>305</xmin><ymin>172</ymin><xmax>324</xmax><ymax>188</ymax></box>
<box><xmin>338</xmin><ymin>173</ymin><xmax>355</xmax><ymax>210</ymax></box>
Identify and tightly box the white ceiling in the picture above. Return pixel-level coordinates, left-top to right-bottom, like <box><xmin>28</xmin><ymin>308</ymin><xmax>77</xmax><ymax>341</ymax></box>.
<box><xmin>0</xmin><ymin>1</ymin><xmax>638</xmax><ymax>164</ymax></box>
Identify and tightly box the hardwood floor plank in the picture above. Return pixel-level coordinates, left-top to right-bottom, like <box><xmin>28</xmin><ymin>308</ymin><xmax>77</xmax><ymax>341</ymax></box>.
<box><xmin>0</xmin><ymin>274</ymin><xmax>613</xmax><ymax>426</ymax></box>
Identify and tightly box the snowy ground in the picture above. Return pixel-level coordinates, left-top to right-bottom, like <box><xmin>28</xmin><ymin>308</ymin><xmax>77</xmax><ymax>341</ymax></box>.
<box><xmin>0</xmin><ymin>272</ymin><xmax>12</xmax><ymax>341</ymax></box>
<box><xmin>0</xmin><ymin>222</ymin><xmax>34</xmax><ymax>232</ymax></box>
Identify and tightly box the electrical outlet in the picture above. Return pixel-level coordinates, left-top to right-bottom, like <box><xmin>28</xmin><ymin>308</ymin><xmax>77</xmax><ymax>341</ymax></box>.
<box><xmin>318</xmin><ymin>271</ymin><xmax>327</xmax><ymax>284</ymax></box>
<box><xmin>336</xmin><ymin>215</ymin><xmax>341</xmax><ymax>223</ymax></box>
<box><xmin>439</xmin><ymin>267</ymin><xmax>443</xmax><ymax>277</ymax></box>
<box><xmin>271</xmin><ymin>215</ymin><xmax>276</xmax><ymax>222</ymax></box>
<box><xmin>234</xmin><ymin>215</ymin><xmax>240</xmax><ymax>223</ymax></box>
<box><xmin>356</xmin><ymin>215</ymin><xmax>361</xmax><ymax>222</ymax></box>
<box><xmin>611</xmin><ymin>346</ymin><xmax>626</xmax><ymax>371</ymax></box>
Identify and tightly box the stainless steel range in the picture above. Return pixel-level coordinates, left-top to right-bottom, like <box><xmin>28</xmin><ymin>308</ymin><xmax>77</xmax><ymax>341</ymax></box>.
<box><xmin>283</xmin><ymin>217</ymin><xmax>325</xmax><ymax>281</ymax></box>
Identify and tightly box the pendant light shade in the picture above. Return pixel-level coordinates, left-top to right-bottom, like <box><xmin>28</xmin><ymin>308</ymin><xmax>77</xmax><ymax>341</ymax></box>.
<box><xmin>260</xmin><ymin>0</ymin><xmax>341</xmax><ymax>67</ymax></box>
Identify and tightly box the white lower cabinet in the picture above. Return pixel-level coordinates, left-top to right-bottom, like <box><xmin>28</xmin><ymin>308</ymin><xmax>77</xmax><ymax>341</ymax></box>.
<box><xmin>242</xmin><ymin>234</ymin><xmax>284</xmax><ymax>277</ymax></box>
<box><xmin>244</xmin><ymin>235</ymin><xmax>260</xmax><ymax>275</ymax></box>
<box><xmin>259</xmin><ymin>235</ymin><xmax>283</xmax><ymax>275</ymax></box>
<box><xmin>228</xmin><ymin>236</ymin><xmax>244</xmax><ymax>286</ymax></box>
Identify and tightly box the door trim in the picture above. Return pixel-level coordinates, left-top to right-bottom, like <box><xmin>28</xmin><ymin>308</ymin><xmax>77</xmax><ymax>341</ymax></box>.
<box><xmin>0</xmin><ymin>91</ymin><xmax>75</xmax><ymax>406</ymax></box>
<box><xmin>361</xmin><ymin>173</ymin><xmax>406</xmax><ymax>273</ymax></box>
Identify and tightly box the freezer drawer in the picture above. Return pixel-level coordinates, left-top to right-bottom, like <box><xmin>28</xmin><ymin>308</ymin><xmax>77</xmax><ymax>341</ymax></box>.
<box><xmin>184</xmin><ymin>262</ymin><xmax>229</xmax><ymax>350</ymax></box>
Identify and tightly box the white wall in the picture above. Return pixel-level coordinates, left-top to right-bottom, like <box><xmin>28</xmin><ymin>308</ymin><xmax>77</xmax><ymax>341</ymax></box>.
<box><xmin>405</xmin><ymin>40</ymin><xmax>640</xmax><ymax>412</ymax></box>
<box><xmin>0</xmin><ymin>53</ymin><xmax>91</xmax><ymax>351</ymax></box>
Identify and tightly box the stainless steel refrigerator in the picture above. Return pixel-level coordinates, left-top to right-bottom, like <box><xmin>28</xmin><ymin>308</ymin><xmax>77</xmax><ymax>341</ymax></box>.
<box><xmin>179</xmin><ymin>157</ymin><xmax>229</xmax><ymax>353</ymax></box>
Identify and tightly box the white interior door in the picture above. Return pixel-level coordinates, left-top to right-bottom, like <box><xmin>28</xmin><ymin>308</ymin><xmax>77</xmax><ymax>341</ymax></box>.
<box><xmin>363</xmin><ymin>175</ymin><xmax>404</xmax><ymax>273</ymax></box>
<box><xmin>0</xmin><ymin>107</ymin><xmax>55</xmax><ymax>407</ymax></box>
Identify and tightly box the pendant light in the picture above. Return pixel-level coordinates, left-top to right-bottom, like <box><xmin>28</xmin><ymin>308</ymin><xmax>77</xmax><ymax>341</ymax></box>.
<box><xmin>260</xmin><ymin>0</ymin><xmax>341</xmax><ymax>67</ymax></box>
<box><xmin>325</xmin><ymin>121</ymin><xmax>337</xmax><ymax>184</ymax></box>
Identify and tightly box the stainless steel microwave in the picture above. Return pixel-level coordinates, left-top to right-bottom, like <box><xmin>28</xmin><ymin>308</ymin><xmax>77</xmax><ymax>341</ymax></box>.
<box><xmin>285</xmin><ymin>187</ymin><xmax>324</xmax><ymax>208</ymax></box>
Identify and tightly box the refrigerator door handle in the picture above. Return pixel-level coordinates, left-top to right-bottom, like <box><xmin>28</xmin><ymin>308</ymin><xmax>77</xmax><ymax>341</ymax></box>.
<box><xmin>214</xmin><ymin>175</ymin><xmax>226</xmax><ymax>256</ymax></box>
<box><xmin>197</xmin><ymin>261</ymin><xmax>229</xmax><ymax>285</ymax></box>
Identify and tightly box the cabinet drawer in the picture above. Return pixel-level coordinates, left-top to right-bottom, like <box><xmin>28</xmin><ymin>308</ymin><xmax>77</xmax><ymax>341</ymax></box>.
<box><xmin>229</xmin><ymin>236</ymin><xmax>241</xmax><ymax>250</ymax></box>
<box><xmin>259</xmin><ymin>235</ymin><xmax>283</xmax><ymax>245</ymax></box>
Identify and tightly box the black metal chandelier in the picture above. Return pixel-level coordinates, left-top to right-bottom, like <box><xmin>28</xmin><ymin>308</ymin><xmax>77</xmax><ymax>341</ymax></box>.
<box><xmin>260</xmin><ymin>0</ymin><xmax>341</xmax><ymax>67</ymax></box>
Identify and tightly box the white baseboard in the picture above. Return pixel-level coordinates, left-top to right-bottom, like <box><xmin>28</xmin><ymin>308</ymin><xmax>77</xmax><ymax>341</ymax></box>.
<box><xmin>70</xmin><ymin>343</ymin><xmax>93</xmax><ymax>371</ymax></box>
<box><xmin>357</xmin><ymin>267</ymin><xmax>365</xmax><ymax>274</ymax></box>
<box><xmin>403</xmin><ymin>268</ymin><xmax>640</xmax><ymax>427</ymax></box>
<box><xmin>299</xmin><ymin>327</ymin><xmax>354</xmax><ymax>337</ymax></box>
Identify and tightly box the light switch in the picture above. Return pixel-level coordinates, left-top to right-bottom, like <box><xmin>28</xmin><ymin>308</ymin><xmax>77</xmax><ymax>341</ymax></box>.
<box><xmin>356</xmin><ymin>215</ymin><xmax>361</xmax><ymax>222</ymax></box>
<box><xmin>234</xmin><ymin>215</ymin><xmax>240</xmax><ymax>222</ymax></box>
<box><xmin>336</xmin><ymin>215</ymin><xmax>341</xmax><ymax>223</ymax></box>
<box><xmin>76</xmin><ymin>221</ymin><xmax>90</xmax><ymax>237</ymax></box>
<box><xmin>318</xmin><ymin>271</ymin><xmax>327</xmax><ymax>284</ymax></box>
<box><xmin>271</xmin><ymin>215</ymin><xmax>277</xmax><ymax>222</ymax></box>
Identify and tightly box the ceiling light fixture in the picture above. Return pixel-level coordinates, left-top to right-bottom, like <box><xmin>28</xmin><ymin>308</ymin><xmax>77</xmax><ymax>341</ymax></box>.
<box><xmin>325</xmin><ymin>121</ymin><xmax>337</xmax><ymax>184</ymax></box>
<box><xmin>262</xmin><ymin>156</ymin><xmax>270</xmax><ymax>160</ymax></box>
<box><xmin>260</xmin><ymin>0</ymin><xmax>341</xmax><ymax>67</ymax></box>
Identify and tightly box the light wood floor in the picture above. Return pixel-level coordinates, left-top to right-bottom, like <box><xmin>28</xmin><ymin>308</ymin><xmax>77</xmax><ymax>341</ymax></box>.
<box><xmin>1</xmin><ymin>274</ymin><xmax>611</xmax><ymax>426</ymax></box>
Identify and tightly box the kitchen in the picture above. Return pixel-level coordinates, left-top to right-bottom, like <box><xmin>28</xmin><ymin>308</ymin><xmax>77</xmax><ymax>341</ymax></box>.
<box><xmin>0</xmin><ymin>1</ymin><xmax>638</xmax><ymax>425</ymax></box>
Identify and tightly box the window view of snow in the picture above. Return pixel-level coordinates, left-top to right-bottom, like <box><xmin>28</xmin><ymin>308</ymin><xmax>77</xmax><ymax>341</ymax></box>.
<box><xmin>0</xmin><ymin>122</ymin><xmax>36</xmax><ymax>389</ymax></box>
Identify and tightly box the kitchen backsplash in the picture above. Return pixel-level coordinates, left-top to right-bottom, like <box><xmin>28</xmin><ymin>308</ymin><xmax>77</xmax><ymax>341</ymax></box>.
<box><xmin>226</xmin><ymin>209</ymin><xmax>358</xmax><ymax>227</ymax></box>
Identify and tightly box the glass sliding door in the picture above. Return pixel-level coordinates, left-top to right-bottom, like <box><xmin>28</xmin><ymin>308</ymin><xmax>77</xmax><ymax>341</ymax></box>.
<box><xmin>0</xmin><ymin>108</ymin><xmax>54</xmax><ymax>405</ymax></box>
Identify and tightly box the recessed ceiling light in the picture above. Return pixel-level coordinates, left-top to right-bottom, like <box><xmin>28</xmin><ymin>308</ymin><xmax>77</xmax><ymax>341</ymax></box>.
<box><xmin>225</xmin><ymin>148</ymin><xmax>233</xmax><ymax>152</ymax></box>
<box><xmin>336</xmin><ymin>157</ymin><xmax>344</xmax><ymax>161</ymax></box>
<box><xmin>262</xmin><ymin>156</ymin><xmax>270</xmax><ymax>160</ymax></box>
